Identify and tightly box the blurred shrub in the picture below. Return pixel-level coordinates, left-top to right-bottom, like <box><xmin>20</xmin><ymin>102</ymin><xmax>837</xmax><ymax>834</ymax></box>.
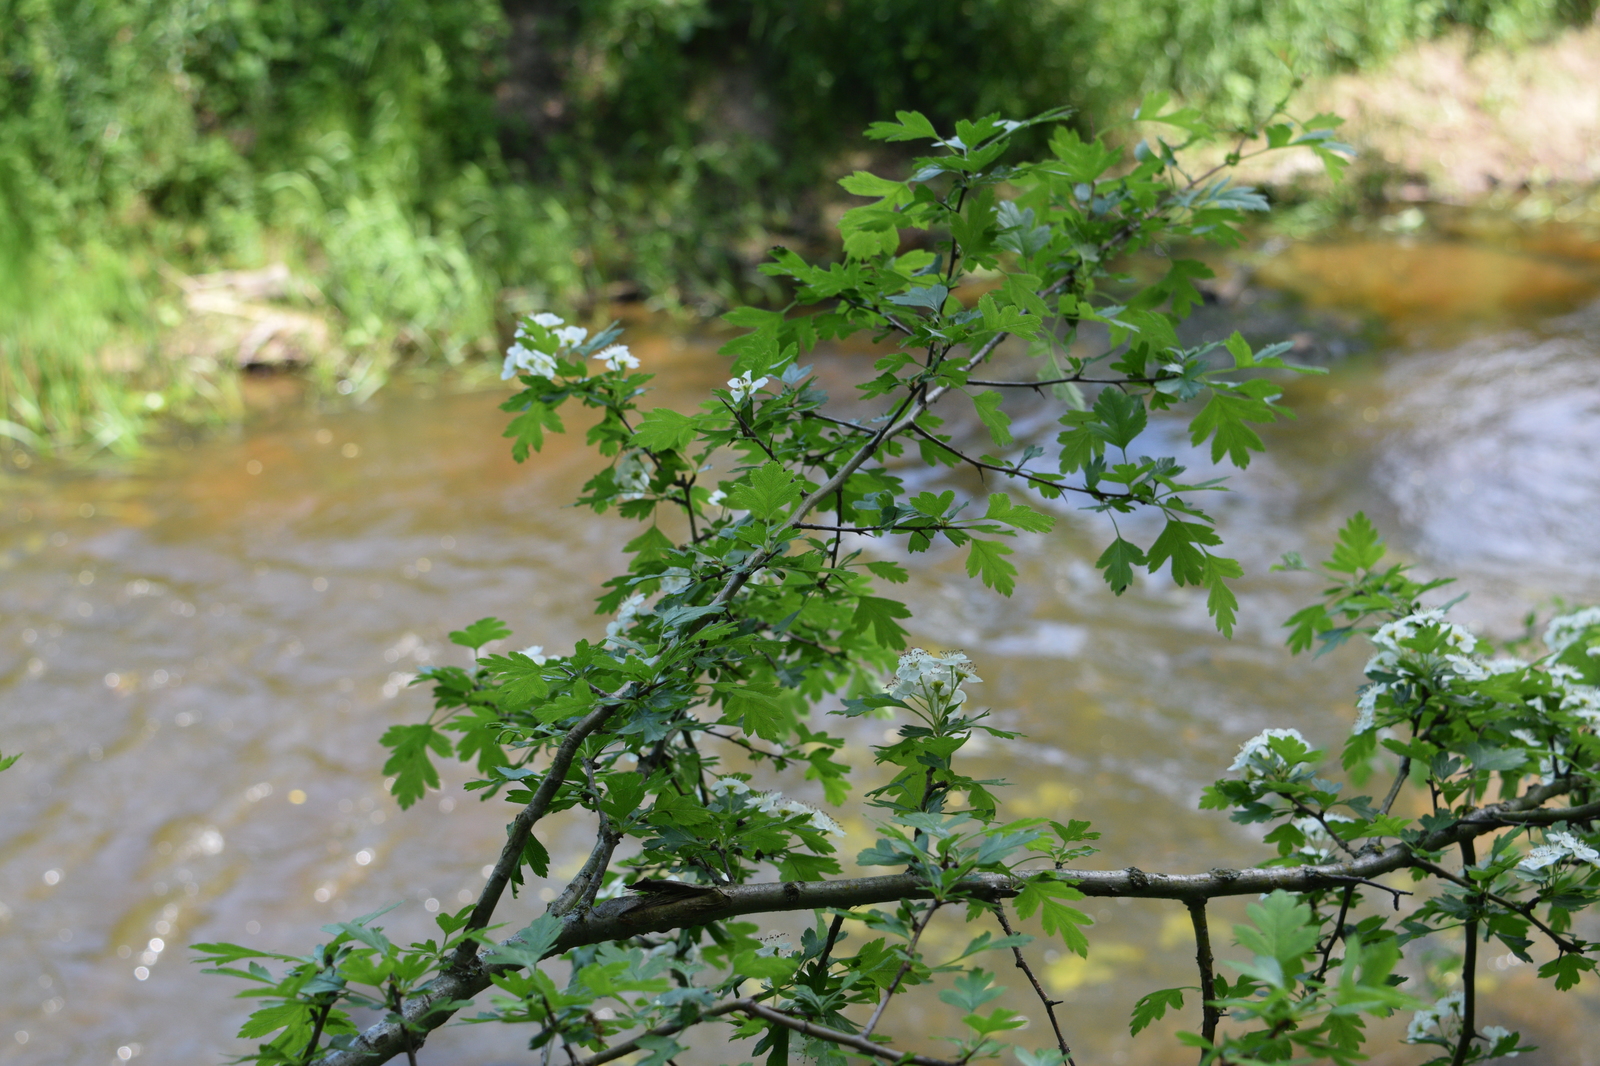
<box><xmin>2</xmin><ymin>0</ymin><xmax>1594</xmax><ymax>450</ymax></box>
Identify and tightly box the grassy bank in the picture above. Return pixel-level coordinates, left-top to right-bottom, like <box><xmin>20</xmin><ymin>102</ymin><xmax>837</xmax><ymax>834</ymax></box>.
<box><xmin>2</xmin><ymin>0</ymin><xmax>1595</xmax><ymax>457</ymax></box>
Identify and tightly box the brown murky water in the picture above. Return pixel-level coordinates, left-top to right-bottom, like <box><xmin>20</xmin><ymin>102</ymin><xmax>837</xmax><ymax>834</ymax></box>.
<box><xmin>4</xmin><ymin>226</ymin><xmax>1600</xmax><ymax>1066</ymax></box>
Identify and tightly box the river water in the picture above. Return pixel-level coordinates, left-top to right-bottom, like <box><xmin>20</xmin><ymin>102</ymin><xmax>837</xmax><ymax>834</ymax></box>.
<box><xmin>3</xmin><ymin>220</ymin><xmax>1600</xmax><ymax>1066</ymax></box>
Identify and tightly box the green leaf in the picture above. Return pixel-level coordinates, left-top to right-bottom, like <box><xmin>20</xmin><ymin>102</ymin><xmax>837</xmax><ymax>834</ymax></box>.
<box><xmin>632</xmin><ymin>408</ymin><xmax>698</xmax><ymax>453</ymax></box>
<box><xmin>1095</xmin><ymin>537</ymin><xmax>1145</xmax><ymax>594</ymax></box>
<box><xmin>1015</xmin><ymin>878</ymin><xmax>1091</xmax><ymax>956</ymax></box>
<box><xmin>478</xmin><ymin>651</ymin><xmax>550</xmax><ymax>708</ymax></box>
<box><xmin>1146</xmin><ymin>519</ymin><xmax>1219</xmax><ymax>586</ymax></box>
<box><xmin>379</xmin><ymin>724</ymin><xmax>452</xmax><ymax>809</ymax></box>
<box><xmin>237</xmin><ymin>1002</ymin><xmax>313</xmax><ymax>1040</ymax></box>
<box><xmin>983</xmin><ymin>493</ymin><xmax>1054</xmax><ymax>533</ymax></box>
<box><xmin>599</xmin><ymin>772</ymin><xmax>646</xmax><ymax>823</ymax></box>
<box><xmin>449</xmin><ymin>617</ymin><xmax>511</xmax><ymax>651</ymax></box>
<box><xmin>940</xmin><ymin>969</ymin><xmax>1005</xmax><ymax>1011</ymax></box>
<box><xmin>1091</xmin><ymin>388</ymin><xmax>1146</xmax><ymax>450</ymax></box>
<box><xmin>851</xmin><ymin>595</ymin><xmax>912</xmax><ymax>649</ymax></box>
<box><xmin>839</xmin><ymin>171</ymin><xmax>908</xmax><ymax>197</ymax></box>
<box><xmin>864</xmin><ymin>110</ymin><xmax>940</xmax><ymax>142</ymax></box>
<box><xmin>502</xmin><ymin>400</ymin><xmax>565</xmax><ymax>461</ymax></box>
<box><xmin>1130</xmin><ymin>987</ymin><xmax>1186</xmax><ymax>1036</ymax></box>
<box><xmin>972</xmin><ymin>390</ymin><xmax>1013</xmax><ymax>447</ymax></box>
<box><xmin>1204</xmin><ymin>555</ymin><xmax>1243</xmax><ymax>638</ymax></box>
<box><xmin>717</xmin><ymin>682</ymin><xmax>790</xmax><ymax>742</ymax></box>
<box><xmin>1235</xmin><ymin>891</ymin><xmax>1318</xmax><ymax>972</ymax></box>
<box><xmin>728</xmin><ymin>461</ymin><xmax>802</xmax><ymax>521</ymax></box>
<box><xmin>0</xmin><ymin>751</ymin><xmax>18</xmax><ymax>773</ymax></box>
<box><xmin>481</xmin><ymin>912</ymin><xmax>564</xmax><ymax>969</ymax></box>
<box><xmin>1187</xmin><ymin>390</ymin><xmax>1275</xmax><ymax>468</ymax></box>
<box><xmin>966</xmin><ymin>538</ymin><xmax>1017</xmax><ymax>596</ymax></box>
<box><xmin>865</xmin><ymin>559</ymin><xmax>909</xmax><ymax>583</ymax></box>
<box><xmin>1539</xmin><ymin>953</ymin><xmax>1594</xmax><ymax>991</ymax></box>
<box><xmin>1327</xmin><ymin>512</ymin><xmax>1385</xmax><ymax>574</ymax></box>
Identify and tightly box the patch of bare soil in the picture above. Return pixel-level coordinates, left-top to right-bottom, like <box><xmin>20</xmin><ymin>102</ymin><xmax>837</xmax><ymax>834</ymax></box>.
<box><xmin>1243</xmin><ymin>25</ymin><xmax>1600</xmax><ymax>201</ymax></box>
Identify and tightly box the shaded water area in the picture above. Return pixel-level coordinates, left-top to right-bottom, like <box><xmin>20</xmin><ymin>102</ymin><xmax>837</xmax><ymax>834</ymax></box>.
<box><xmin>4</xmin><ymin>220</ymin><xmax>1600</xmax><ymax>1065</ymax></box>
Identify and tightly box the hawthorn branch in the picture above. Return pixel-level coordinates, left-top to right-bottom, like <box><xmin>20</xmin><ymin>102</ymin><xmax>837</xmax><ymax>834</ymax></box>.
<box><xmin>994</xmin><ymin>902</ymin><xmax>1077</xmax><ymax>1066</ymax></box>
<box><xmin>570</xmin><ymin>1001</ymin><xmax>747</xmax><ymax>1066</ymax></box>
<box><xmin>1451</xmin><ymin>840</ymin><xmax>1481</xmax><ymax>1066</ymax></box>
<box><xmin>313</xmin><ymin>785</ymin><xmax>1600</xmax><ymax>1065</ymax></box>
<box><xmin>738</xmin><ymin>998</ymin><xmax>956</xmax><ymax>1066</ymax></box>
<box><xmin>862</xmin><ymin>901</ymin><xmax>941</xmax><ymax>1038</ymax></box>
<box><xmin>1186</xmin><ymin>900</ymin><xmax>1220</xmax><ymax>1051</ymax></box>
<box><xmin>449</xmin><ymin>698</ymin><xmax>621</xmax><ymax>973</ymax></box>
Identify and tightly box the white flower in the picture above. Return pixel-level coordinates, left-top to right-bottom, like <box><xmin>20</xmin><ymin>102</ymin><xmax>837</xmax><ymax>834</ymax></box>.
<box><xmin>501</xmin><ymin>342</ymin><xmax>558</xmax><ymax>380</ymax></box>
<box><xmin>1480</xmin><ymin>1026</ymin><xmax>1518</xmax><ymax>1057</ymax></box>
<box><xmin>1444</xmin><ymin>654</ymin><xmax>1488</xmax><ymax>682</ymax></box>
<box><xmin>1353</xmin><ymin>682</ymin><xmax>1386</xmax><ymax>734</ymax></box>
<box><xmin>605</xmin><ymin>592</ymin><xmax>649</xmax><ymax>643</ymax></box>
<box><xmin>614</xmin><ymin>451</ymin><xmax>651</xmax><ymax>501</ymax></box>
<box><xmin>518</xmin><ymin>645</ymin><xmax>548</xmax><ymax>665</ymax></box>
<box><xmin>1486</xmin><ymin>658</ymin><xmax>1529</xmax><ymax>675</ymax></box>
<box><xmin>888</xmin><ymin>648</ymin><xmax>981</xmax><ymax>708</ymax></box>
<box><xmin>1228</xmin><ymin>727</ymin><xmax>1310</xmax><ymax>778</ymax></box>
<box><xmin>752</xmin><ymin>792</ymin><xmax>845</xmax><ymax>836</ymax></box>
<box><xmin>553</xmin><ymin>325</ymin><xmax>588</xmax><ymax>348</ymax></box>
<box><xmin>1370</xmin><ymin>610</ymin><xmax>1478</xmax><ymax>660</ymax></box>
<box><xmin>657</xmin><ymin>568</ymin><xmax>692</xmax><ymax>596</ymax></box>
<box><xmin>531</xmin><ymin>312</ymin><xmax>564</xmax><ymax>328</ymax></box>
<box><xmin>727</xmin><ymin>370</ymin><xmax>769</xmax><ymax>404</ymax></box>
<box><xmin>1559</xmin><ymin>682</ymin><xmax>1600</xmax><ymax>722</ymax></box>
<box><xmin>594</xmin><ymin>344</ymin><xmax>639</xmax><ymax>371</ymax></box>
<box><xmin>1545</xmin><ymin>607</ymin><xmax>1600</xmax><ymax>655</ymax></box>
<box><xmin>705</xmin><ymin>489</ymin><xmax>727</xmax><ymax>509</ymax></box>
<box><xmin>1518</xmin><ymin>829</ymin><xmax>1600</xmax><ymax>873</ymax></box>
<box><xmin>1407</xmin><ymin>992</ymin><xmax>1464</xmax><ymax>1043</ymax></box>
<box><xmin>711</xmin><ymin>776</ymin><xmax>751</xmax><ymax>796</ymax></box>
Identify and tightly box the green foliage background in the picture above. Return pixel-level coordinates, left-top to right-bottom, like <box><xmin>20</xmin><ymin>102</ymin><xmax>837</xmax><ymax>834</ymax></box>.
<box><xmin>2</xmin><ymin>0</ymin><xmax>1594</xmax><ymax>449</ymax></box>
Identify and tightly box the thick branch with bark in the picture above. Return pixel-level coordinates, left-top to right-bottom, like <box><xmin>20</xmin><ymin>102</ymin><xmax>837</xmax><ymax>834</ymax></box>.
<box><xmin>314</xmin><ymin>786</ymin><xmax>1600</xmax><ymax>1064</ymax></box>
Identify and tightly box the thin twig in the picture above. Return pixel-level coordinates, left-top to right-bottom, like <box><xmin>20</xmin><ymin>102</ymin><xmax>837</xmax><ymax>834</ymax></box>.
<box><xmin>1412</xmin><ymin>859</ymin><xmax>1579</xmax><ymax>953</ymax></box>
<box><xmin>860</xmin><ymin>901</ymin><xmax>942</xmax><ymax>1038</ymax></box>
<box><xmin>739</xmin><ymin>998</ymin><xmax>957</xmax><ymax>1066</ymax></box>
<box><xmin>1379</xmin><ymin>758</ymin><xmax>1411</xmax><ymax>818</ymax></box>
<box><xmin>993</xmin><ymin>902</ymin><xmax>1077</xmax><ymax>1066</ymax></box>
<box><xmin>1186</xmin><ymin>900</ymin><xmax>1221</xmax><ymax>1053</ymax></box>
<box><xmin>905</xmin><ymin>422</ymin><xmax>1118</xmax><ymax>500</ymax></box>
<box><xmin>804</xmin><ymin>411</ymin><xmax>875</xmax><ymax>434</ymax></box>
<box><xmin>569</xmin><ymin>1002</ymin><xmax>748</xmax><ymax>1066</ymax></box>
<box><xmin>1312</xmin><ymin>885</ymin><xmax>1356</xmax><ymax>983</ymax></box>
<box><xmin>301</xmin><ymin>999</ymin><xmax>335</xmax><ymax>1066</ymax></box>
<box><xmin>817</xmin><ymin>913</ymin><xmax>847</xmax><ymax>970</ymax></box>
<box><xmin>450</xmin><ymin>698</ymin><xmax>621</xmax><ymax>972</ymax></box>
<box><xmin>1450</xmin><ymin>841</ymin><xmax>1481</xmax><ymax>1066</ymax></box>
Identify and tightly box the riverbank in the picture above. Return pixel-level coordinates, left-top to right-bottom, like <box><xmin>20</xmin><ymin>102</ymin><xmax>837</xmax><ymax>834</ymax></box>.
<box><xmin>1241</xmin><ymin>25</ymin><xmax>1600</xmax><ymax>213</ymax></box>
<box><xmin>4</xmin><ymin>15</ymin><xmax>1598</xmax><ymax>464</ymax></box>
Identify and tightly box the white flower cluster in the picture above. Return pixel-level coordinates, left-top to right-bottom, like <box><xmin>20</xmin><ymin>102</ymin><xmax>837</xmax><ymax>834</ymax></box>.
<box><xmin>500</xmin><ymin>312</ymin><xmax>638</xmax><ymax>380</ymax></box>
<box><xmin>888</xmin><ymin>649</ymin><xmax>981</xmax><ymax>709</ymax></box>
<box><xmin>1354</xmin><ymin>610</ymin><xmax>1485</xmax><ymax>733</ymax></box>
<box><xmin>1481</xmin><ymin>1026</ymin><xmax>1517</xmax><ymax>1057</ymax></box>
<box><xmin>1407</xmin><ymin>996</ymin><xmax>1517</xmax><ymax>1057</ymax></box>
<box><xmin>1229</xmin><ymin>727</ymin><xmax>1311</xmax><ymax>779</ymax></box>
<box><xmin>614</xmin><ymin>451</ymin><xmax>651</xmax><ymax>502</ymax></box>
<box><xmin>1518</xmin><ymin>829</ymin><xmax>1600</xmax><ymax>874</ymax></box>
<box><xmin>605</xmin><ymin>591</ymin><xmax>649</xmax><ymax>644</ymax></box>
<box><xmin>1406</xmin><ymin>991</ymin><xmax>1464</xmax><ymax>1043</ymax></box>
<box><xmin>727</xmin><ymin>371</ymin><xmax>769</xmax><ymax>404</ymax></box>
<box><xmin>710</xmin><ymin>777</ymin><xmax>844</xmax><ymax>836</ymax></box>
<box><xmin>1291</xmin><ymin>811</ymin><xmax>1355</xmax><ymax>862</ymax></box>
<box><xmin>1545</xmin><ymin>606</ymin><xmax>1600</xmax><ymax>656</ymax></box>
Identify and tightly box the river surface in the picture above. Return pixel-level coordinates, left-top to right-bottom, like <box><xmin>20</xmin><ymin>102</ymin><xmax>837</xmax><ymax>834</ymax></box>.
<box><xmin>4</xmin><ymin>219</ymin><xmax>1600</xmax><ymax>1066</ymax></box>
